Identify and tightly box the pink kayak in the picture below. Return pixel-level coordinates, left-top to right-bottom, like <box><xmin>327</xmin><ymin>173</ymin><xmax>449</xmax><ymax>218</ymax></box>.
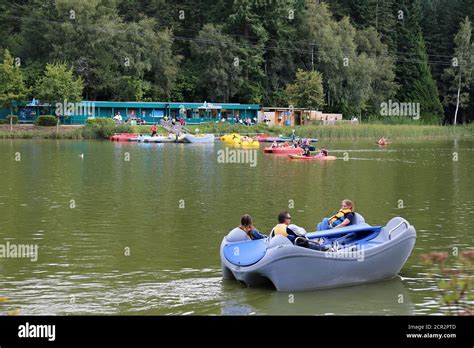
<box><xmin>288</xmin><ymin>154</ymin><xmax>337</xmax><ymax>161</ymax></box>
<box><xmin>264</xmin><ymin>147</ymin><xmax>304</xmax><ymax>155</ymax></box>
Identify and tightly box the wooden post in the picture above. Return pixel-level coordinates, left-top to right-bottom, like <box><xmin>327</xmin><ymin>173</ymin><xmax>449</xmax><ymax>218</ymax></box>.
<box><xmin>10</xmin><ymin>114</ymin><xmax>13</xmax><ymax>132</ymax></box>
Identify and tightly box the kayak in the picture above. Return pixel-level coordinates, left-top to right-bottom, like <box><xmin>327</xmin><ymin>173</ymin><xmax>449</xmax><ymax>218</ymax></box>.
<box><xmin>376</xmin><ymin>141</ymin><xmax>392</xmax><ymax>146</ymax></box>
<box><xmin>110</xmin><ymin>133</ymin><xmax>137</xmax><ymax>141</ymax></box>
<box><xmin>264</xmin><ymin>147</ymin><xmax>304</xmax><ymax>155</ymax></box>
<box><xmin>220</xmin><ymin>214</ymin><xmax>416</xmax><ymax>291</ymax></box>
<box><xmin>289</xmin><ymin>154</ymin><xmax>337</xmax><ymax>161</ymax></box>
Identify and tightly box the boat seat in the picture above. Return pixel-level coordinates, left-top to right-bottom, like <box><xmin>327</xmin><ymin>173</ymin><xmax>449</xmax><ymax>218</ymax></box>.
<box><xmin>223</xmin><ymin>239</ymin><xmax>267</xmax><ymax>267</ymax></box>
<box><xmin>352</xmin><ymin>213</ymin><xmax>365</xmax><ymax>224</ymax></box>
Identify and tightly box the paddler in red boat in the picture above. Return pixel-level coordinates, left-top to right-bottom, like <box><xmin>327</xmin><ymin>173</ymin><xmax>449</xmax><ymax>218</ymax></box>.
<box><xmin>303</xmin><ymin>147</ymin><xmax>312</xmax><ymax>157</ymax></box>
<box><xmin>271</xmin><ymin>141</ymin><xmax>278</xmax><ymax>148</ymax></box>
<box><xmin>377</xmin><ymin>137</ymin><xmax>387</xmax><ymax>145</ymax></box>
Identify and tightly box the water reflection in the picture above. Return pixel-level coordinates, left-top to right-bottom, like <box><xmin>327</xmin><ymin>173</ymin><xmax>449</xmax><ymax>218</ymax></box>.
<box><xmin>220</xmin><ymin>277</ymin><xmax>414</xmax><ymax>315</ymax></box>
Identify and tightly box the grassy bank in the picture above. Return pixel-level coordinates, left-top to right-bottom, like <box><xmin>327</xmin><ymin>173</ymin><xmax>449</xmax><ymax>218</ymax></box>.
<box><xmin>294</xmin><ymin>124</ymin><xmax>474</xmax><ymax>140</ymax></box>
<box><xmin>188</xmin><ymin>123</ymin><xmax>474</xmax><ymax>140</ymax></box>
<box><xmin>0</xmin><ymin>123</ymin><xmax>473</xmax><ymax>140</ymax></box>
<box><xmin>0</xmin><ymin>123</ymin><xmax>167</xmax><ymax>139</ymax></box>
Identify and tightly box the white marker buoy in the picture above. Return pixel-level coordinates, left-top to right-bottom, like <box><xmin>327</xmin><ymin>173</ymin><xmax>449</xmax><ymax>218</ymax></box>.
<box><xmin>80</xmin><ymin>153</ymin><xmax>84</xmax><ymax>159</ymax></box>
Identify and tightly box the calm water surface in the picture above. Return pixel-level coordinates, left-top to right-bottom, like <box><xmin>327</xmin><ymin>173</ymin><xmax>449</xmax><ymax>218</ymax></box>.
<box><xmin>0</xmin><ymin>138</ymin><xmax>473</xmax><ymax>315</ymax></box>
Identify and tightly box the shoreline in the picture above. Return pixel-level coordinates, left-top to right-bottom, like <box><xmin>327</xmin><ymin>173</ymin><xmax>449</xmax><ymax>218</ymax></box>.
<box><xmin>0</xmin><ymin>123</ymin><xmax>473</xmax><ymax>140</ymax></box>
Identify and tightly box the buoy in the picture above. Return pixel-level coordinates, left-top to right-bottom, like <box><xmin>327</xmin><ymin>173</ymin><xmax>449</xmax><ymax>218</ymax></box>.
<box><xmin>80</xmin><ymin>154</ymin><xmax>84</xmax><ymax>159</ymax></box>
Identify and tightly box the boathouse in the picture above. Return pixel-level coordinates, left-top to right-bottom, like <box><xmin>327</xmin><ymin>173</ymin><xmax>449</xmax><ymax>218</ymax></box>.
<box><xmin>5</xmin><ymin>101</ymin><xmax>260</xmax><ymax>125</ymax></box>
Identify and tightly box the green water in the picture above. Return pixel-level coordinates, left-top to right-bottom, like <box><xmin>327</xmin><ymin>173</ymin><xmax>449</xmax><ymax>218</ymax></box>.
<box><xmin>0</xmin><ymin>138</ymin><xmax>472</xmax><ymax>315</ymax></box>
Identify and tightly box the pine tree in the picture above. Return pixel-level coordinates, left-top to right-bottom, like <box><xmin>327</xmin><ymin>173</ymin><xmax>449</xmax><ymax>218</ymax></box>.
<box><xmin>394</xmin><ymin>0</ymin><xmax>443</xmax><ymax>122</ymax></box>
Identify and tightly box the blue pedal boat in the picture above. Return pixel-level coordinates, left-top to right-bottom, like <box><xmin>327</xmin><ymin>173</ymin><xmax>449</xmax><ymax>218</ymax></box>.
<box><xmin>220</xmin><ymin>214</ymin><xmax>416</xmax><ymax>291</ymax></box>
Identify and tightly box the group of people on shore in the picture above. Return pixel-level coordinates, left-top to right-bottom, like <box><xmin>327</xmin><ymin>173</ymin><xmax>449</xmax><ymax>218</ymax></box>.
<box><xmin>235</xmin><ymin>199</ymin><xmax>355</xmax><ymax>250</ymax></box>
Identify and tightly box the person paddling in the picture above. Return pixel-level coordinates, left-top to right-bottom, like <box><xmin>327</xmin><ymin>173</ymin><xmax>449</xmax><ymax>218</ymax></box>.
<box><xmin>303</xmin><ymin>147</ymin><xmax>312</xmax><ymax>157</ymax></box>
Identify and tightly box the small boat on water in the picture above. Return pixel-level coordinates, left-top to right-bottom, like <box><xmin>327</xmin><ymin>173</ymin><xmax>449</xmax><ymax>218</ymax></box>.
<box><xmin>256</xmin><ymin>135</ymin><xmax>318</xmax><ymax>143</ymax></box>
<box><xmin>220</xmin><ymin>214</ymin><xmax>416</xmax><ymax>291</ymax></box>
<box><xmin>129</xmin><ymin>134</ymin><xmax>185</xmax><ymax>143</ymax></box>
<box><xmin>110</xmin><ymin>133</ymin><xmax>137</xmax><ymax>141</ymax></box>
<box><xmin>240</xmin><ymin>138</ymin><xmax>260</xmax><ymax>148</ymax></box>
<box><xmin>182</xmin><ymin>133</ymin><xmax>215</xmax><ymax>143</ymax></box>
<box><xmin>289</xmin><ymin>154</ymin><xmax>337</xmax><ymax>161</ymax></box>
<box><xmin>264</xmin><ymin>146</ymin><xmax>304</xmax><ymax>155</ymax></box>
<box><xmin>376</xmin><ymin>141</ymin><xmax>392</xmax><ymax>146</ymax></box>
<box><xmin>255</xmin><ymin>135</ymin><xmax>290</xmax><ymax>143</ymax></box>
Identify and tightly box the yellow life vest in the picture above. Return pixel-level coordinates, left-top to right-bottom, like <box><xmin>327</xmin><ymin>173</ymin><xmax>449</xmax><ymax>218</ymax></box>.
<box><xmin>272</xmin><ymin>224</ymin><xmax>288</xmax><ymax>237</ymax></box>
<box><xmin>329</xmin><ymin>209</ymin><xmax>352</xmax><ymax>227</ymax></box>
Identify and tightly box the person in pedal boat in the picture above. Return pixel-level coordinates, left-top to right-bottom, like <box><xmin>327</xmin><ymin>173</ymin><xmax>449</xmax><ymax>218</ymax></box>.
<box><xmin>236</xmin><ymin>214</ymin><xmax>266</xmax><ymax>240</ymax></box>
<box><xmin>271</xmin><ymin>141</ymin><xmax>278</xmax><ymax>148</ymax></box>
<box><xmin>318</xmin><ymin>148</ymin><xmax>328</xmax><ymax>157</ymax></box>
<box><xmin>318</xmin><ymin>199</ymin><xmax>355</xmax><ymax>230</ymax></box>
<box><xmin>270</xmin><ymin>211</ymin><xmax>302</xmax><ymax>243</ymax></box>
<box><xmin>303</xmin><ymin>147</ymin><xmax>312</xmax><ymax>157</ymax></box>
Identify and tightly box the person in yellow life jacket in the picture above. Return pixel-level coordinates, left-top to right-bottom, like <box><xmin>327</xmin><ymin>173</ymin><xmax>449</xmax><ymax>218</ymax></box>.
<box><xmin>270</xmin><ymin>211</ymin><xmax>300</xmax><ymax>243</ymax></box>
<box><xmin>317</xmin><ymin>199</ymin><xmax>355</xmax><ymax>231</ymax></box>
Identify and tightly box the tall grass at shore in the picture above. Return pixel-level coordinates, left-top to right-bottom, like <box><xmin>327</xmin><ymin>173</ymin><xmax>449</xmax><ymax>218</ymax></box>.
<box><xmin>294</xmin><ymin>124</ymin><xmax>474</xmax><ymax>140</ymax></box>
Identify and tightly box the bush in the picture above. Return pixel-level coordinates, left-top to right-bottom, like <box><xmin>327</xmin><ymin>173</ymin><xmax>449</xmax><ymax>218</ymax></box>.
<box><xmin>82</xmin><ymin>118</ymin><xmax>135</xmax><ymax>139</ymax></box>
<box><xmin>6</xmin><ymin>115</ymin><xmax>18</xmax><ymax>124</ymax></box>
<box><xmin>86</xmin><ymin>117</ymin><xmax>115</xmax><ymax>127</ymax></box>
<box><xmin>36</xmin><ymin>115</ymin><xmax>57</xmax><ymax>126</ymax></box>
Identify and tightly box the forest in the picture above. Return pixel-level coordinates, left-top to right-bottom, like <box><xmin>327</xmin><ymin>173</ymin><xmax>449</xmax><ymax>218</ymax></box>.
<box><xmin>0</xmin><ymin>0</ymin><xmax>473</xmax><ymax>123</ymax></box>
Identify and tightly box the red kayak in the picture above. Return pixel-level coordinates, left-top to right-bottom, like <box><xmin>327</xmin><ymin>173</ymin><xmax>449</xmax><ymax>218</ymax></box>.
<box><xmin>288</xmin><ymin>154</ymin><xmax>337</xmax><ymax>161</ymax></box>
<box><xmin>264</xmin><ymin>147</ymin><xmax>304</xmax><ymax>155</ymax></box>
<box><xmin>110</xmin><ymin>133</ymin><xmax>137</xmax><ymax>141</ymax></box>
<box><xmin>375</xmin><ymin>141</ymin><xmax>392</xmax><ymax>146</ymax></box>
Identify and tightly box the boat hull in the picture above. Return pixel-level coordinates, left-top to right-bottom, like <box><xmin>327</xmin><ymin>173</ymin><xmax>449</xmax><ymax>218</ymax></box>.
<box><xmin>182</xmin><ymin>134</ymin><xmax>215</xmax><ymax>143</ymax></box>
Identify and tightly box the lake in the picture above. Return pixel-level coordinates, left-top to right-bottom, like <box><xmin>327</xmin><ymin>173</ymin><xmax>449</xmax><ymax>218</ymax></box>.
<box><xmin>0</xmin><ymin>138</ymin><xmax>472</xmax><ymax>315</ymax></box>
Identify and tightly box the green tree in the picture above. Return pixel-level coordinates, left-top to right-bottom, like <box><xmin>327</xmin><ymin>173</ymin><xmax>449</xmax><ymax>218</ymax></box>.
<box><xmin>35</xmin><ymin>63</ymin><xmax>84</xmax><ymax>103</ymax></box>
<box><xmin>0</xmin><ymin>49</ymin><xmax>29</xmax><ymax>108</ymax></box>
<box><xmin>395</xmin><ymin>1</ymin><xmax>443</xmax><ymax>122</ymax></box>
<box><xmin>299</xmin><ymin>2</ymin><xmax>397</xmax><ymax>116</ymax></box>
<box><xmin>286</xmin><ymin>69</ymin><xmax>324</xmax><ymax>110</ymax></box>
<box><xmin>443</xmin><ymin>17</ymin><xmax>473</xmax><ymax>124</ymax></box>
<box><xmin>190</xmin><ymin>24</ymin><xmax>242</xmax><ymax>102</ymax></box>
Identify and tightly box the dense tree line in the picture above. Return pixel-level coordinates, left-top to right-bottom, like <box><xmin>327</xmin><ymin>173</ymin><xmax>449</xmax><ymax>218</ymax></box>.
<box><xmin>0</xmin><ymin>0</ymin><xmax>472</xmax><ymax>123</ymax></box>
